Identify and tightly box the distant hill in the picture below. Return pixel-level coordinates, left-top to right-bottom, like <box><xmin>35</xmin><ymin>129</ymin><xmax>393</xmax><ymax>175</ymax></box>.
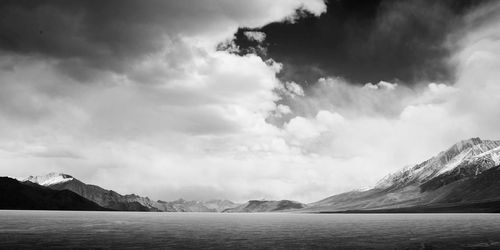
<box><xmin>223</xmin><ymin>200</ymin><xmax>306</xmax><ymax>213</ymax></box>
<box><xmin>0</xmin><ymin>177</ymin><xmax>107</xmax><ymax>211</ymax></box>
<box><xmin>156</xmin><ymin>199</ymin><xmax>239</xmax><ymax>212</ymax></box>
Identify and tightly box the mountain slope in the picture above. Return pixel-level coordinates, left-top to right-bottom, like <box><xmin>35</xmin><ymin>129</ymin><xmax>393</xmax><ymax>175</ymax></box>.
<box><xmin>309</xmin><ymin>137</ymin><xmax>500</xmax><ymax>212</ymax></box>
<box><xmin>425</xmin><ymin>165</ymin><xmax>500</xmax><ymax>204</ymax></box>
<box><xmin>0</xmin><ymin>177</ymin><xmax>107</xmax><ymax>211</ymax></box>
<box><xmin>48</xmin><ymin>178</ymin><xmax>151</xmax><ymax>211</ymax></box>
<box><xmin>24</xmin><ymin>173</ymin><xmax>151</xmax><ymax>211</ymax></box>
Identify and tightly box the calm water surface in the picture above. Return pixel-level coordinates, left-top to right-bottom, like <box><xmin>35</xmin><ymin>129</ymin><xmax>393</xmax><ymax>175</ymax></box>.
<box><xmin>1</xmin><ymin>210</ymin><xmax>500</xmax><ymax>249</ymax></box>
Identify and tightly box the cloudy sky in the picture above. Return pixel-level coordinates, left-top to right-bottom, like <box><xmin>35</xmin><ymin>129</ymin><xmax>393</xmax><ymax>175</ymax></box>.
<box><xmin>1</xmin><ymin>0</ymin><xmax>500</xmax><ymax>203</ymax></box>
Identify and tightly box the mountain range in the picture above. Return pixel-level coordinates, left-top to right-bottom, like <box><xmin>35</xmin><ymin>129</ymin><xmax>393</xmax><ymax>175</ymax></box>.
<box><xmin>2</xmin><ymin>137</ymin><xmax>500</xmax><ymax>212</ymax></box>
<box><xmin>21</xmin><ymin>173</ymin><xmax>240</xmax><ymax>212</ymax></box>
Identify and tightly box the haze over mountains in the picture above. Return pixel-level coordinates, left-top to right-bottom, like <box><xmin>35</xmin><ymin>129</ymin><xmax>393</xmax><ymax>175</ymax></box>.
<box><xmin>2</xmin><ymin>137</ymin><xmax>500</xmax><ymax>213</ymax></box>
<box><xmin>224</xmin><ymin>200</ymin><xmax>306</xmax><ymax>213</ymax></box>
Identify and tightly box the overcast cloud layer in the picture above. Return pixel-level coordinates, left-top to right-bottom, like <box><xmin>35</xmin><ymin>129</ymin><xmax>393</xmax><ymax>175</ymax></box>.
<box><xmin>1</xmin><ymin>0</ymin><xmax>500</xmax><ymax>203</ymax></box>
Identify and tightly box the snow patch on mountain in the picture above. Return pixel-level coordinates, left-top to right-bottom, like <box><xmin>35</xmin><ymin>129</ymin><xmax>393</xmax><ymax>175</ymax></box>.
<box><xmin>473</xmin><ymin>145</ymin><xmax>500</xmax><ymax>166</ymax></box>
<box><xmin>436</xmin><ymin>147</ymin><xmax>472</xmax><ymax>175</ymax></box>
<box><xmin>24</xmin><ymin>173</ymin><xmax>74</xmax><ymax>186</ymax></box>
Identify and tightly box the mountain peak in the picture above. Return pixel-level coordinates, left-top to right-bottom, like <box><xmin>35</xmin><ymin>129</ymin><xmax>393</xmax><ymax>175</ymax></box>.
<box><xmin>450</xmin><ymin>137</ymin><xmax>482</xmax><ymax>152</ymax></box>
<box><xmin>440</xmin><ymin>137</ymin><xmax>500</xmax><ymax>164</ymax></box>
<box><xmin>464</xmin><ymin>137</ymin><xmax>482</xmax><ymax>143</ymax></box>
<box><xmin>24</xmin><ymin>172</ymin><xmax>74</xmax><ymax>186</ymax></box>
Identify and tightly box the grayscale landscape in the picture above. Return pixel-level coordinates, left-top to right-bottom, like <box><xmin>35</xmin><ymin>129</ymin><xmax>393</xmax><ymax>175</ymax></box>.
<box><xmin>1</xmin><ymin>0</ymin><xmax>500</xmax><ymax>249</ymax></box>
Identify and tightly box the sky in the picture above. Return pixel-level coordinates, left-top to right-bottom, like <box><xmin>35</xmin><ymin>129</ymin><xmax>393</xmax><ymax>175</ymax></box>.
<box><xmin>1</xmin><ymin>0</ymin><xmax>500</xmax><ymax>203</ymax></box>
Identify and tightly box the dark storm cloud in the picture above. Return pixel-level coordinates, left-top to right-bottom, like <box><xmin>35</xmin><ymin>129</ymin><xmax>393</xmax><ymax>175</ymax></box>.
<box><xmin>234</xmin><ymin>0</ymin><xmax>488</xmax><ymax>86</ymax></box>
<box><xmin>0</xmin><ymin>0</ymin><xmax>169</xmax><ymax>80</ymax></box>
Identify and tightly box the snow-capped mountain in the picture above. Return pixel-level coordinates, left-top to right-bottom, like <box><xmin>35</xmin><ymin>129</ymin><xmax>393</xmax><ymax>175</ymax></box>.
<box><xmin>309</xmin><ymin>137</ymin><xmax>500</xmax><ymax>212</ymax></box>
<box><xmin>23</xmin><ymin>173</ymin><xmax>74</xmax><ymax>186</ymax></box>
<box><xmin>375</xmin><ymin>137</ymin><xmax>500</xmax><ymax>190</ymax></box>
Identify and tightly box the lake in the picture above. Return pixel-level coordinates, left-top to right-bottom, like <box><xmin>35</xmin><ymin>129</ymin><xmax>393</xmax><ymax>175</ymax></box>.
<box><xmin>1</xmin><ymin>211</ymin><xmax>500</xmax><ymax>249</ymax></box>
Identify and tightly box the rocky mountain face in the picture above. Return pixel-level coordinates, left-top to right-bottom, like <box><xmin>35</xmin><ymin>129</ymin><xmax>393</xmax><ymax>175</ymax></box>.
<box><xmin>223</xmin><ymin>200</ymin><xmax>306</xmax><ymax>212</ymax></box>
<box><xmin>309</xmin><ymin>137</ymin><xmax>500</xmax><ymax>212</ymax></box>
<box><xmin>0</xmin><ymin>177</ymin><xmax>107</xmax><ymax>211</ymax></box>
<box><xmin>21</xmin><ymin>173</ymin><xmax>238</xmax><ymax>212</ymax></box>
